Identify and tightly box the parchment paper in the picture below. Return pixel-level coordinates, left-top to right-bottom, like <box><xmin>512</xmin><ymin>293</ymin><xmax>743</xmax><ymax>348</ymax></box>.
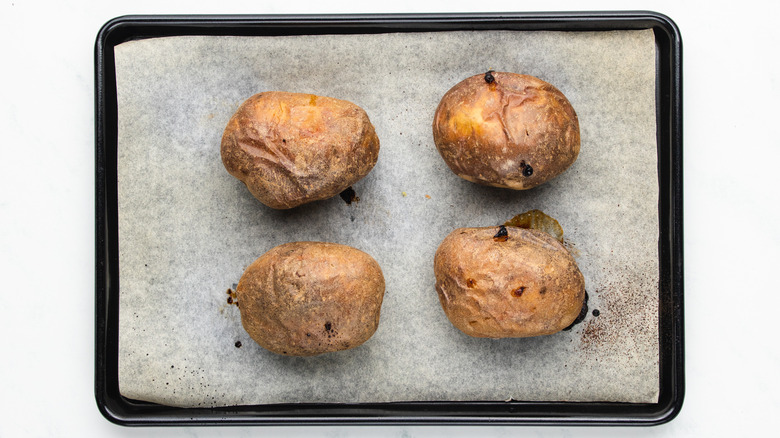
<box><xmin>115</xmin><ymin>29</ymin><xmax>659</xmax><ymax>407</ymax></box>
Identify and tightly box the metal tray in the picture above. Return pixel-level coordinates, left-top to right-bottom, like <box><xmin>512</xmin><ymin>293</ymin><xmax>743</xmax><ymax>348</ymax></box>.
<box><xmin>95</xmin><ymin>11</ymin><xmax>683</xmax><ymax>426</ymax></box>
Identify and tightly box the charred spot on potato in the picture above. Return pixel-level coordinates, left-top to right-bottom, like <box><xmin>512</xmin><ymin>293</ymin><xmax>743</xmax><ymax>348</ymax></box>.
<box><xmin>522</xmin><ymin>164</ymin><xmax>534</xmax><ymax>177</ymax></box>
<box><xmin>466</xmin><ymin>278</ymin><xmax>477</xmax><ymax>288</ymax></box>
<box><xmin>562</xmin><ymin>291</ymin><xmax>589</xmax><ymax>331</ymax></box>
<box><xmin>511</xmin><ymin>287</ymin><xmax>525</xmax><ymax>298</ymax></box>
<box><xmin>493</xmin><ymin>225</ymin><xmax>509</xmax><ymax>242</ymax></box>
<box><xmin>484</xmin><ymin>70</ymin><xmax>495</xmax><ymax>83</ymax></box>
<box><xmin>324</xmin><ymin>322</ymin><xmax>333</xmax><ymax>332</ymax></box>
<box><xmin>339</xmin><ymin>186</ymin><xmax>359</xmax><ymax>205</ymax></box>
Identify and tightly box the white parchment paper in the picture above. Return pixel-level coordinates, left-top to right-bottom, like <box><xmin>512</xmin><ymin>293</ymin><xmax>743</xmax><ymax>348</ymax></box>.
<box><xmin>115</xmin><ymin>30</ymin><xmax>659</xmax><ymax>407</ymax></box>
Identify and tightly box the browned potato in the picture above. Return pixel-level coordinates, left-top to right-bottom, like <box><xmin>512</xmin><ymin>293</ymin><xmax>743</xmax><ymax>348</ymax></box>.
<box><xmin>221</xmin><ymin>92</ymin><xmax>380</xmax><ymax>209</ymax></box>
<box><xmin>432</xmin><ymin>71</ymin><xmax>580</xmax><ymax>190</ymax></box>
<box><xmin>433</xmin><ymin>226</ymin><xmax>585</xmax><ymax>338</ymax></box>
<box><xmin>236</xmin><ymin>241</ymin><xmax>385</xmax><ymax>356</ymax></box>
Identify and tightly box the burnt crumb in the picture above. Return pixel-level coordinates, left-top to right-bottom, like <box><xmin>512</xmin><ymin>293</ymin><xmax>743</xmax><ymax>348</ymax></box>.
<box><xmin>493</xmin><ymin>225</ymin><xmax>509</xmax><ymax>242</ymax></box>
<box><xmin>592</xmin><ymin>309</ymin><xmax>600</xmax><ymax>317</ymax></box>
<box><xmin>484</xmin><ymin>70</ymin><xmax>495</xmax><ymax>83</ymax></box>
<box><xmin>522</xmin><ymin>164</ymin><xmax>534</xmax><ymax>177</ymax></box>
<box><xmin>234</xmin><ymin>341</ymin><xmax>242</xmax><ymax>348</ymax></box>
<box><xmin>339</xmin><ymin>186</ymin><xmax>359</xmax><ymax>205</ymax></box>
<box><xmin>226</xmin><ymin>288</ymin><xmax>238</xmax><ymax>306</ymax></box>
<box><xmin>324</xmin><ymin>322</ymin><xmax>333</xmax><ymax>332</ymax></box>
<box><xmin>563</xmin><ymin>291</ymin><xmax>589</xmax><ymax>331</ymax></box>
<box><xmin>511</xmin><ymin>286</ymin><xmax>525</xmax><ymax>298</ymax></box>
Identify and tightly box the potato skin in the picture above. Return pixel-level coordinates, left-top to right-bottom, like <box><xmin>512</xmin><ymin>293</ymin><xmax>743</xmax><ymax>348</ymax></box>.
<box><xmin>221</xmin><ymin>92</ymin><xmax>380</xmax><ymax>209</ymax></box>
<box><xmin>433</xmin><ymin>226</ymin><xmax>585</xmax><ymax>338</ymax></box>
<box><xmin>432</xmin><ymin>72</ymin><xmax>579</xmax><ymax>190</ymax></box>
<box><xmin>236</xmin><ymin>242</ymin><xmax>385</xmax><ymax>356</ymax></box>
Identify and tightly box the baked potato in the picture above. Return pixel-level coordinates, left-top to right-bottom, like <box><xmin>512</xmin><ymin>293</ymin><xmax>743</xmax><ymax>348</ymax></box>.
<box><xmin>433</xmin><ymin>225</ymin><xmax>585</xmax><ymax>338</ymax></box>
<box><xmin>432</xmin><ymin>71</ymin><xmax>579</xmax><ymax>190</ymax></box>
<box><xmin>236</xmin><ymin>241</ymin><xmax>385</xmax><ymax>356</ymax></box>
<box><xmin>221</xmin><ymin>92</ymin><xmax>380</xmax><ymax>209</ymax></box>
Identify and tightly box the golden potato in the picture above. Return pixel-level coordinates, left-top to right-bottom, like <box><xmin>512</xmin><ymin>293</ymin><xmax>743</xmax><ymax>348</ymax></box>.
<box><xmin>432</xmin><ymin>71</ymin><xmax>580</xmax><ymax>190</ymax></box>
<box><xmin>433</xmin><ymin>226</ymin><xmax>585</xmax><ymax>338</ymax></box>
<box><xmin>236</xmin><ymin>241</ymin><xmax>385</xmax><ymax>356</ymax></box>
<box><xmin>221</xmin><ymin>92</ymin><xmax>380</xmax><ymax>209</ymax></box>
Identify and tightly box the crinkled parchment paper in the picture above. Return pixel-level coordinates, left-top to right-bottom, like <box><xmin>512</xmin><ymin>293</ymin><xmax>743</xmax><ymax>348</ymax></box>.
<box><xmin>115</xmin><ymin>29</ymin><xmax>659</xmax><ymax>407</ymax></box>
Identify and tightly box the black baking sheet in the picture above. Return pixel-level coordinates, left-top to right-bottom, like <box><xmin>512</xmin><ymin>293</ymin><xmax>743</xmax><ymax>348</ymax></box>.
<box><xmin>95</xmin><ymin>11</ymin><xmax>683</xmax><ymax>425</ymax></box>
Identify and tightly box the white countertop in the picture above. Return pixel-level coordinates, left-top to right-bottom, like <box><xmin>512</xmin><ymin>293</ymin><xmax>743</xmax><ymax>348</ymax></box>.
<box><xmin>1</xmin><ymin>1</ymin><xmax>778</xmax><ymax>436</ymax></box>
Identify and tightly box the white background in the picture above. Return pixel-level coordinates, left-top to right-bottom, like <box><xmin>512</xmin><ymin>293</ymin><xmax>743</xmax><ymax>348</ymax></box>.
<box><xmin>1</xmin><ymin>0</ymin><xmax>777</xmax><ymax>437</ymax></box>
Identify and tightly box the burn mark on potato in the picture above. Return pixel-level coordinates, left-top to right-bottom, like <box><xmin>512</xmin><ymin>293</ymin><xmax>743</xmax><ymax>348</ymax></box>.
<box><xmin>519</xmin><ymin>160</ymin><xmax>533</xmax><ymax>177</ymax></box>
<box><xmin>324</xmin><ymin>322</ymin><xmax>333</xmax><ymax>332</ymax></box>
<box><xmin>484</xmin><ymin>70</ymin><xmax>495</xmax><ymax>84</ymax></box>
<box><xmin>563</xmin><ymin>291</ymin><xmax>589</xmax><ymax>331</ymax></box>
<box><xmin>511</xmin><ymin>286</ymin><xmax>525</xmax><ymax>298</ymax></box>
<box><xmin>466</xmin><ymin>278</ymin><xmax>477</xmax><ymax>288</ymax></box>
<box><xmin>339</xmin><ymin>186</ymin><xmax>359</xmax><ymax>205</ymax></box>
<box><xmin>539</xmin><ymin>286</ymin><xmax>547</xmax><ymax>295</ymax></box>
<box><xmin>493</xmin><ymin>225</ymin><xmax>509</xmax><ymax>242</ymax></box>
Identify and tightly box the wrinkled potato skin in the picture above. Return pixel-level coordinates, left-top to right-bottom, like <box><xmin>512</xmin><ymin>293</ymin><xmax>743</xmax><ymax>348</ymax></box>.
<box><xmin>432</xmin><ymin>72</ymin><xmax>580</xmax><ymax>190</ymax></box>
<box><xmin>237</xmin><ymin>242</ymin><xmax>385</xmax><ymax>356</ymax></box>
<box><xmin>433</xmin><ymin>226</ymin><xmax>585</xmax><ymax>338</ymax></box>
<box><xmin>221</xmin><ymin>92</ymin><xmax>380</xmax><ymax>209</ymax></box>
